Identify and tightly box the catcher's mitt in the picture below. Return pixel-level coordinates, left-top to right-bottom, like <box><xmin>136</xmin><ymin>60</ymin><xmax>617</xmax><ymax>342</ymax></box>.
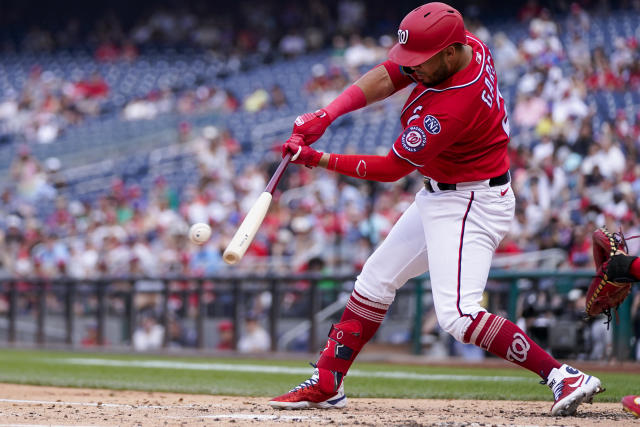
<box><xmin>586</xmin><ymin>227</ymin><xmax>637</xmax><ymax>323</ymax></box>
<box><xmin>592</xmin><ymin>227</ymin><xmax>627</xmax><ymax>268</ymax></box>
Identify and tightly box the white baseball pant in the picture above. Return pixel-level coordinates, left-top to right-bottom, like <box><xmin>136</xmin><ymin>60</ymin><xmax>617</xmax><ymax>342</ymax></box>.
<box><xmin>354</xmin><ymin>179</ymin><xmax>515</xmax><ymax>342</ymax></box>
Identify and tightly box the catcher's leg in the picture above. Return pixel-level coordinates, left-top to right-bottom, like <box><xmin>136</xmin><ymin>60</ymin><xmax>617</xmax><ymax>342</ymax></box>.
<box><xmin>270</xmin><ymin>202</ymin><xmax>428</xmax><ymax>409</ymax></box>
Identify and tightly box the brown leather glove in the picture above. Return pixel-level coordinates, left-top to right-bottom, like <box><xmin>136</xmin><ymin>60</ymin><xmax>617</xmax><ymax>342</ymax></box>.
<box><xmin>586</xmin><ymin>227</ymin><xmax>637</xmax><ymax>321</ymax></box>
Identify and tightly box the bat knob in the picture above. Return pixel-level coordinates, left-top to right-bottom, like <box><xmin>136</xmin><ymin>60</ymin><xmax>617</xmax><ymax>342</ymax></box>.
<box><xmin>223</xmin><ymin>250</ymin><xmax>239</xmax><ymax>265</ymax></box>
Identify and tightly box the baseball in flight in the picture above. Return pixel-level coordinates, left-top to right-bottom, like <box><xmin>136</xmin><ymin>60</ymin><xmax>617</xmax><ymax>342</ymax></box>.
<box><xmin>189</xmin><ymin>222</ymin><xmax>212</xmax><ymax>245</ymax></box>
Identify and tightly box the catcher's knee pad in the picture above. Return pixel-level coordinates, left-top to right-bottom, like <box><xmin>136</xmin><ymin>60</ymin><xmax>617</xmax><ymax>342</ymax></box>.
<box><xmin>316</xmin><ymin>319</ymin><xmax>364</xmax><ymax>378</ymax></box>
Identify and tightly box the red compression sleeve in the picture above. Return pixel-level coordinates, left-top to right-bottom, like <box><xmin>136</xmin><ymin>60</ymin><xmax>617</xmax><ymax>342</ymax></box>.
<box><xmin>324</xmin><ymin>85</ymin><xmax>367</xmax><ymax>120</ymax></box>
<box><xmin>630</xmin><ymin>257</ymin><xmax>640</xmax><ymax>279</ymax></box>
<box><xmin>327</xmin><ymin>150</ymin><xmax>415</xmax><ymax>182</ymax></box>
<box><xmin>381</xmin><ymin>60</ymin><xmax>414</xmax><ymax>91</ymax></box>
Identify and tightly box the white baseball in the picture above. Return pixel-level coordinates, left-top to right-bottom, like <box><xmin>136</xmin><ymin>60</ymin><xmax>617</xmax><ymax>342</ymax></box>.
<box><xmin>189</xmin><ymin>223</ymin><xmax>212</xmax><ymax>245</ymax></box>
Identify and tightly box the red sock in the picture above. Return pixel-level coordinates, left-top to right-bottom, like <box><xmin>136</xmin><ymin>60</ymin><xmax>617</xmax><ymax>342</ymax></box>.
<box><xmin>315</xmin><ymin>289</ymin><xmax>389</xmax><ymax>389</ymax></box>
<box><xmin>463</xmin><ymin>312</ymin><xmax>560</xmax><ymax>379</ymax></box>
<box><xmin>629</xmin><ymin>257</ymin><xmax>640</xmax><ymax>279</ymax></box>
<box><xmin>340</xmin><ymin>289</ymin><xmax>389</xmax><ymax>342</ymax></box>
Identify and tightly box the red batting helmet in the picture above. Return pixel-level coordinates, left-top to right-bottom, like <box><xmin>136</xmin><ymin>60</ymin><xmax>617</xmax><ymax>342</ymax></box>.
<box><xmin>388</xmin><ymin>2</ymin><xmax>467</xmax><ymax>67</ymax></box>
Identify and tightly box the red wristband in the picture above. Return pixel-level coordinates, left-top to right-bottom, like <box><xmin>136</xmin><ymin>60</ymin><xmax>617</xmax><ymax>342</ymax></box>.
<box><xmin>324</xmin><ymin>85</ymin><xmax>367</xmax><ymax>120</ymax></box>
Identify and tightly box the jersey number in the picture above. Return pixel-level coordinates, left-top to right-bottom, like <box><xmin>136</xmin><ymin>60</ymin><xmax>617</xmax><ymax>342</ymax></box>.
<box><xmin>481</xmin><ymin>56</ymin><xmax>510</xmax><ymax>137</ymax></box>
<box><xmin>498</xmin><ymin>88</ymin><xmax>510</xmax><ymax>137</ymax></box>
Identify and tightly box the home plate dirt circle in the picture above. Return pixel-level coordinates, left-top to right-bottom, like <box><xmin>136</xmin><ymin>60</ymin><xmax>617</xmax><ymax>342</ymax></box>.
<box><xmin>0</xmin><ymin>384</ymin><xmax>633</xmax><ymax>426</ymax></box>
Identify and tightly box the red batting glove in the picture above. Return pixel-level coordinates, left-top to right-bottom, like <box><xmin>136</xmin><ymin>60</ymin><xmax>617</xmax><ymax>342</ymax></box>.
<box><xmin>292</xmin><ymin>109</ymin><xmax>332</xmax><ymax>145</ymax></box>
<box><xmin>282</xmin><ymin>136</ymin><xmax>323</xmax><ymax>168</ymax></box>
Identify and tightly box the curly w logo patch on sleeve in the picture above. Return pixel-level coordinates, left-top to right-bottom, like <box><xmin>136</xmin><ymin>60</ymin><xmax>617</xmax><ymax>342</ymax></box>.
<box><xmin>401</xmin><ymin>126</ymin><xmax>427</xmax><ymax>152</ymax></box>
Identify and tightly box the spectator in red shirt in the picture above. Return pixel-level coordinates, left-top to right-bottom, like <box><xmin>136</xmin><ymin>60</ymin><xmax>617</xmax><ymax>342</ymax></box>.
<box><xmin>74</xmin><ymin>72</ymin><xmax>109</xmax><ymax>99</ymax></box>
<box><xmin>216</xmin><ymin>320</ymin><xmax>234</xmax><ymax>350</ymax></box>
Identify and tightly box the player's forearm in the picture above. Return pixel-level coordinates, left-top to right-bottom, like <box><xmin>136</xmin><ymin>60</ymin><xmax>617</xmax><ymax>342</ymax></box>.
<box><xmin>318</xmin><ymin>152</ymin><xmax>414</xmax><ymax>182</ymax></box>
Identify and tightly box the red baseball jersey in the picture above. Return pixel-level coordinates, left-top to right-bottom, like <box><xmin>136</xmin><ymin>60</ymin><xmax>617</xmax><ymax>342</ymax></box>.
<box><xmin>392</xmin><ymin>32</ymin><xmax>511</xmax><ymax>183</ymax></box>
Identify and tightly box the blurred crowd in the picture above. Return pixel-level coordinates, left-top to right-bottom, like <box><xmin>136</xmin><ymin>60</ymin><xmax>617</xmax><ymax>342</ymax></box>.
<box><xmin>0</xmin><ymin>68</ymin><xmax>110</xmax><ymax>144</ymax></box>
<box><xmin>4</xmin><ymin>2</ymin><xmax>640</xmax><ymax>277</ymax></box>
<box><xmin>0</xmin><ymin>59</ymin><xmax>242</xmax><ymax>146</ymax></box>
<box><xmin>1</xmin><ymin>129</ymin><xmax>406</xmax><ymax>278</ymax></box>
<box><xmin>488</xmin><ymin>3</ymin><xmax>640</xmax><ymax>266</ymax></box>
<box><xmin>2</xmin><ymin>0</ymin><xmax>640</xmax><ymax>357</ymax></box>
<box><xmin>2</xmin><ymin>0</ymin><xmax>377</xmax><ymax>57</ymax></box>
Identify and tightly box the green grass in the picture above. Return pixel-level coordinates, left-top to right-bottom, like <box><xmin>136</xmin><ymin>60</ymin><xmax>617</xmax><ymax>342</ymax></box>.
<box><xmin>0</xmin><ymin>348</ymin><xmax>635</xmax><ymax>402</ymax></box>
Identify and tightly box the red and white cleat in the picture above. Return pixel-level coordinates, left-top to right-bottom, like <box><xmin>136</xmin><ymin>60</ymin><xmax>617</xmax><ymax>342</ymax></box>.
<box><xmin>269</xmin><ymin>365</ymin><xmax>346</xmax><ymax>410</ymax></box>
<box><xmin>622</xmin><ymin>395</ymin><xmax>640</xmax><ymax>418</ymax></box>
<box><xmin>546</xmin><ymin>364</ymin><xmax>605</xmax><ymax>416</ymax></box>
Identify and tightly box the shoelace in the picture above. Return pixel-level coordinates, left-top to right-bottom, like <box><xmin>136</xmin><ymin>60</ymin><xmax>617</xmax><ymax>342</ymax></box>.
<box><xmin>540</xmin><ymin>376</ymin><xmax>565</xmax><ymax>401</ymax></box>
<box><xmin>290</xmin><ymin>376</ymin><xmax>318</xmax><ymax>393</ymax></box>
<box><xmin>289</xmin><ymin>363</ymin><xmax>319</xmax><ymax>393</ymax></box>
<box><xmin>551</xmin><ymin>380</ymin><xmax>564</xmax><ymax>401</ymax></box>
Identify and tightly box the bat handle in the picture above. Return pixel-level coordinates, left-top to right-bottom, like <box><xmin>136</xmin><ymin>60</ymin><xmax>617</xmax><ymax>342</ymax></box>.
<box><xmin>265</xmin><ymin>153</ymin><xmax>292</xmax><ymax>194</ymax></box>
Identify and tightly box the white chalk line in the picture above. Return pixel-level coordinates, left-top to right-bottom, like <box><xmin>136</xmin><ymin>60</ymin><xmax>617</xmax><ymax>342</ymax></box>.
<box><xmin>53</xmin><ymin>358</ymin><xmax>529</xmax><ymax>382</ymax></box>
<box><xmin>0</xmin><ymin>424</ymin><xmax>113</xmax><ymax>427</ymax></box>
<box><xmin>0</xmin><ymin>398</ymin><xmax>193</xmax><ymax>409</ymax></box>
<box><xmin>162</xmin><ymin>413</ymin><xmax>319</xmax><ymax>421</ymax></box>
<box><xmin>0</xmin><ymin>398</ymin><xmax>318</xmax><ymax>423</ymax></box>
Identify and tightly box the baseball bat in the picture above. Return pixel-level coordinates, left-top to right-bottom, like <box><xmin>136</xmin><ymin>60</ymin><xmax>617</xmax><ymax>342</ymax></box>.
<box><xmin>223</xmin><ymin>153</ymin><xmax>292</xmax><ymax>265</ymax></box>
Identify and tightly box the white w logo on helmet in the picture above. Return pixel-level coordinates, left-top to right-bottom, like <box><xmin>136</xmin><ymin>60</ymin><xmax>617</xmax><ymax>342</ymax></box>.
<box><xmin>397</xmin><ymin>29</ymin><xmax>409</xmax><ymax>44</ymax></box>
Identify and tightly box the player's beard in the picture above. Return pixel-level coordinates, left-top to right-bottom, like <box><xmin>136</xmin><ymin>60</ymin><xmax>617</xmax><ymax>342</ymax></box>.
<box><xmin>417</xmin><ymin>56</ymin><xmax>452</xmax><ymax>87</ymax></box>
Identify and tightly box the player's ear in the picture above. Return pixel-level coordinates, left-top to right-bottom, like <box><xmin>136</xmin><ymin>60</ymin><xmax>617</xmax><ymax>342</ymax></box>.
<box><xmin>443</xmin><ymin>45</ymin><xmax>456</xmax><ymax>59</ymax></box>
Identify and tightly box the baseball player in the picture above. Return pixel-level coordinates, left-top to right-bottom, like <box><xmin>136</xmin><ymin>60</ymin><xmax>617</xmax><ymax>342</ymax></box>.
<box><xmin>270</xmin><ymin>2</ymin><xmax>603</xmax><ymax>416</ymax></box>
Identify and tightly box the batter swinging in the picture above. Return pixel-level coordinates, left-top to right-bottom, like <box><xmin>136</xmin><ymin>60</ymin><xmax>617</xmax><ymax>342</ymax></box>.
<box><xmin>270</xmin><ymin>2</ymin><xmax>603</xmax><ymax>416</ymax></box>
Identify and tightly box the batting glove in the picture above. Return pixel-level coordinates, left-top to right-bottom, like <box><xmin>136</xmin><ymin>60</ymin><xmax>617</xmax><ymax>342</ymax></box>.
<box><xmin>292</xmin><ymin>109</ymin><xmax>332</xmax><ymax>145</ymax></box>
<box><xmin>282</xmin><ymin>136</ymin><xmax>323</xmax><ymax>168</ymax></box>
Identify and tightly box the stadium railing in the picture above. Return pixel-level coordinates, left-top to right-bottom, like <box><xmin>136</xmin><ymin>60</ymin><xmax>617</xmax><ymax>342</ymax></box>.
<box><xmin>0</xmin><ymin>270</ymin><xmax>634</xmax><ymax>360</ymax></box>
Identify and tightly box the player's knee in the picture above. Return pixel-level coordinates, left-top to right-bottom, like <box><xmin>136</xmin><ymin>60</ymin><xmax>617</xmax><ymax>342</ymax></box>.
<box><xmin>354</xmin><ymin>264</ymin><xmax>400</xmax><ymax>305</ymax></box>
<box><xmin>353</xmin><ymin>276</ymin><xmax>395</xmax><ymax>305</ymax></box>
<box><xmin>437</xmin><ymin>315</ymin><xmax>474</xmax><ymax>343</ymax></box>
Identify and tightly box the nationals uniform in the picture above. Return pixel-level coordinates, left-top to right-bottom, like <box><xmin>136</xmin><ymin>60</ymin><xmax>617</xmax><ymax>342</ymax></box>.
<box><xmin>358</xmin><ymin>31</ymin><xmax>515</xmax><ymax>343</ymax></box>
<box><xmin>271</xmin><ymin>2</ymin><xmax>603</xmax><ymax>416</ymax></box>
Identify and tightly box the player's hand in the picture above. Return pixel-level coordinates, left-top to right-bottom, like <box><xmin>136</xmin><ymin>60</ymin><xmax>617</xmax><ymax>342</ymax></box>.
<box><xmin>292</xmin><ymin>109</ymin><xmax>332</xmax><ymax>145</ymax></box>
<box><xmin>282</xmin><ymin>135</ymin><xmax>323</xmax><ymax>168</ymax></box>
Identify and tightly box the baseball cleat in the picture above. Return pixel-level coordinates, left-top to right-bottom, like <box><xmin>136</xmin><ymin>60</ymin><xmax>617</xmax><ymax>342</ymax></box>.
<box><xmin>545</xmin><ymin>364</ymin><xmax>604</xmax><ymax>416</ymax></box>
<box><xmin>269</xmin><ymin>365</ymin><xmax>346</xmax><ymax>410</ymax></box>
<box><xmin>622</xmin><ymin>395</ymin><xmax>640</xmax><ymax>417</ymax></box>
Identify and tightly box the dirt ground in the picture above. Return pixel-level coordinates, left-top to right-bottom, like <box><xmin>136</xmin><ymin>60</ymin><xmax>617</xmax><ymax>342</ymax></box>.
<box><xmin>0</xmin><ymin>384</ymin><xmax>635</xmax><ymax>426</ymax></box>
